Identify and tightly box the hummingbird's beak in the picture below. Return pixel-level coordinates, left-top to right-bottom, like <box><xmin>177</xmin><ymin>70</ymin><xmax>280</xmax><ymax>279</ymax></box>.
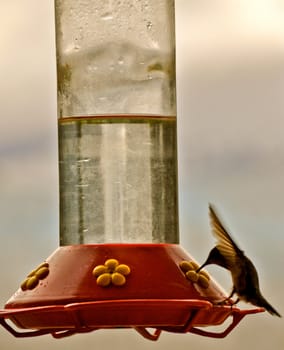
<box><xmin>196</xmin><ymin>262</ymin><xmax>206</xmax><ymax>273</ymax></box>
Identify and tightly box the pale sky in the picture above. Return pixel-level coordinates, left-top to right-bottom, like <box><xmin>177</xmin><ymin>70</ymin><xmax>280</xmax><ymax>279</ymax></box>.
<box><xmin>0</xmin><ymin>1</ymin><xmax>283</xmax><ymax>349</ymax></box>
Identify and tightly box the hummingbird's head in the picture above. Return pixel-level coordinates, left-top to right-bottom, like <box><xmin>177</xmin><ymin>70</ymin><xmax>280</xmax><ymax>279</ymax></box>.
<box><xmin>197</xmin><ymin>247</ymin><xmax>229</xmax><ymax>272</ymax></box>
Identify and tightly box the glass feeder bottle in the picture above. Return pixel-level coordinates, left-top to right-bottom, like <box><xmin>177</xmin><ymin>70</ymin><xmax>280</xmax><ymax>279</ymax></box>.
<box><xmin>55</xmin><ymin>0</ymin><xmax>178</xmax><ymax>245</ymax></box>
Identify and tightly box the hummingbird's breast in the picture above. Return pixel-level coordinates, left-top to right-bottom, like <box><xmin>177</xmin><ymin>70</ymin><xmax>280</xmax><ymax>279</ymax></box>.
<box><xmin>232</xmin><ymin>256</ymin><xmax>260</xmax><ymax>303</ymax></box>
<box><xmin>232</xmin><ymin>266</ymin><xmax>247</xmax><ymax>296</ymax></box>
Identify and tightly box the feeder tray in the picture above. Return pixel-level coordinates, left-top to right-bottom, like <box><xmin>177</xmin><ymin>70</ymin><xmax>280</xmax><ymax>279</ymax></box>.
<box><xmin>0</xmin><ymin>244</ymin><xmax>263</xmax><ymax>340</ymax></box>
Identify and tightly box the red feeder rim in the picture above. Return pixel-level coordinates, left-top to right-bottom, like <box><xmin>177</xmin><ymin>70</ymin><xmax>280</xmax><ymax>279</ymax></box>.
<box><xmin>0</xmin><ymin>244</ymin><xmax>264</xmax><ymax>340</ymax></box>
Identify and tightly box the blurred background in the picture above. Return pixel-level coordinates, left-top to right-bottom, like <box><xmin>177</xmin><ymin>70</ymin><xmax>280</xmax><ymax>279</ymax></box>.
<box><xmin>0</xmin><ymin>0</ymin><xmax>283</xmax><ymax>349</ymax></box>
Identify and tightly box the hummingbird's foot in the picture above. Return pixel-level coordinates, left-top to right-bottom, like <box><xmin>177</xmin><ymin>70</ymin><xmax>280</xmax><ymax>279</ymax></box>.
<box><xmin>214</xmin><ymin>297</ymin><xmax>239</xmax><ymax>306</ymax></box>
<box><xmin>214</xmin><ymin>299</ymin><xmax>231</xmax><ymax>306</ymax></box>
<box><xmin>231</xmin><ymin>297</ymin><xmax>240</xmax><ymax>305</ymax></box>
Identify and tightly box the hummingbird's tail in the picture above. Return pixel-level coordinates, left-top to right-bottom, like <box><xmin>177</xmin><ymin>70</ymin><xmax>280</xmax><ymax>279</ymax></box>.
<box><xmin>259</xmin><ymin>297</ymin><xmax>281</xmax><ymax>317</ymax></box>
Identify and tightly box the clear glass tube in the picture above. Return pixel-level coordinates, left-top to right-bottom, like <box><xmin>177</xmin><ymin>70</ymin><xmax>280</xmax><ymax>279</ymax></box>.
<box><xmin>55</xmin><ymin>0</ymin><xmax>178</xmax><ymax>245</ymax></box>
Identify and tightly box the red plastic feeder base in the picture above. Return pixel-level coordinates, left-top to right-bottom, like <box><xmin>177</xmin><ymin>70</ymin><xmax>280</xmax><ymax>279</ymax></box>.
<box><xmin>0</xmin><ymin>244</ymin><xmax>263</xmax><ymax>340</ymax></box>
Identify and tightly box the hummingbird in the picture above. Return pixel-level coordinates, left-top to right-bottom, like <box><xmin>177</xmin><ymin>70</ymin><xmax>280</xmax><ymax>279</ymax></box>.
<box><xmin>196</xmin><ymin>204</ymin><xmax>281</xmax><ymax>317</ymax></box>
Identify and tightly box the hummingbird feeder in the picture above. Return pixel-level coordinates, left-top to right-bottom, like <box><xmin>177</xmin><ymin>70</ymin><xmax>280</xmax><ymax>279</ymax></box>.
<box><xmin>0</xmin><ymin>0</ymin><xmax>263</xmax><ymax>341</ymax></box>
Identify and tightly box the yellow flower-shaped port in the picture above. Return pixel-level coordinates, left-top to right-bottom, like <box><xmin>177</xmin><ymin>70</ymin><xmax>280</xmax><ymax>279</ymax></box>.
<box><xmin>21</xmin><ymin>262</ymin><xmax>50</xmax><ymax>291</ymax></box>
<box><xmin>179</xmin><ymin>260</ymin><xmax>210</xmax><ymax>289</ymax></box>
<box><xmin>92</xmin><ymin>258</ymin><xmax>131</xmax><ymax>287</ymax></box>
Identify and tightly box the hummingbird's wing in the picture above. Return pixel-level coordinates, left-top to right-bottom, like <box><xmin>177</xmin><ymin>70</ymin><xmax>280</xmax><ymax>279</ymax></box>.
<box><xmin>209</xmin><ymin>204</ymin><xmax>244</xmax><ymax>265</ymax></box>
